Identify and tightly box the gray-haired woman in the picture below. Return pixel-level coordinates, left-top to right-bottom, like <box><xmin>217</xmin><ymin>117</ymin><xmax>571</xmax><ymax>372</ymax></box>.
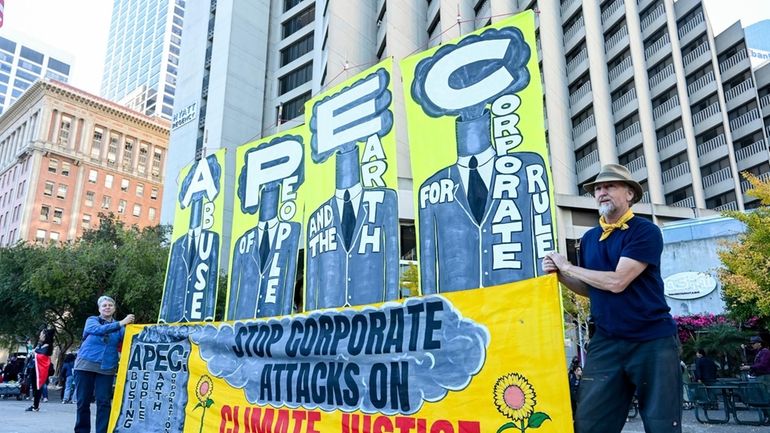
<box><xmin>74</xmin><ymin>296</ymin><xmax>134</xmax><ymax>433</ymax></box>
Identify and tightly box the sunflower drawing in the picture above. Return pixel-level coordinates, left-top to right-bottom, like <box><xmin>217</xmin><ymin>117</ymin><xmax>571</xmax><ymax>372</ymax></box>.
<box><xmin>193</xmin><ymin>375</ymin><xmax>215</xmax><ymax>433</ymax></box>
<box><xmin>493</xmin><ymin>373</ymin><xmax>550</xmax><ymax>432</ymax></box>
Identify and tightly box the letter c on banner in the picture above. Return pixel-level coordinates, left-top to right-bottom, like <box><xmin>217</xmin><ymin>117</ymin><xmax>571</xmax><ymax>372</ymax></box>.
<box><xmin>423</xmin><ymin>39</ymin><xmax>514</xmax><ymax>111</ymax></box>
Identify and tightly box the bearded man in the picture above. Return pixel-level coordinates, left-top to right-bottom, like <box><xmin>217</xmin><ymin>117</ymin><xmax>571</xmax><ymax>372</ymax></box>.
<box><xmin>543</xmin><ymin>164</ymin><xmax>681</xmax><ymax>433</ymax></box>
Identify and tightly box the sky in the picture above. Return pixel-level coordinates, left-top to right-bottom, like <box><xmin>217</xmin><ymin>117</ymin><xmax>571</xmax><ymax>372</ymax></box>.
<box><xmin>0</xmin><ymin>0</ymin><xmax>113</xmax><ymax>94</ymax></box>
<box><xmin>0</xmin><ymin>1</ymin><xmax>767</xmax><ymax>97</ymax></box>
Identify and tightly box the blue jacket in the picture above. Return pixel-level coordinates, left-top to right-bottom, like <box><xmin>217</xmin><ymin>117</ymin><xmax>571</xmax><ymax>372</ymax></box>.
<box><xmin>228</xmin><ymin>220</ymin><xmax>301</xmax><ymax>320</ymax></box>
<box><xmin>77</xmin><ymin>316</ymin><xmax>125</xmax><ymax>371</ymax></box>
<box><xmin>418</xmin><ymin>151</ymin><xmax>553</xmax><ymax>293</ymax></box>
<box><xmin>305</xmin><ymin>188</ymin><xmax>400</xmax><ymax>310</ymax></box>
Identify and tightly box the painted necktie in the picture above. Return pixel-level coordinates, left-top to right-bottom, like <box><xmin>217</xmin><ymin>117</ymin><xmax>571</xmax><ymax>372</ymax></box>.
<box><xmin>342</xmin><ymin>189</ymin><xmax>355</xmax><ymax>250</ymax></box>
<box><xmin>259</xmin><ymin>222</ymin><xmax>270</xmax><ymax>269</ymax></box>
<box><xmin>467</xmin><ymin>156</ymin><xmax>487</xmax><ymax>224</ymax></box>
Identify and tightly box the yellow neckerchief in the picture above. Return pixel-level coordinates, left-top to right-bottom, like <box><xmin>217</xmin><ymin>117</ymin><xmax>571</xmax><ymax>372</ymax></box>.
<box><xmin>599</xmin><ymin>208</ymin><xmax>634</xmax><ymax>241</ymax></box>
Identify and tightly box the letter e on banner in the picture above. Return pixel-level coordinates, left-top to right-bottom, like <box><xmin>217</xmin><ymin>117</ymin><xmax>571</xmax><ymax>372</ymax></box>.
<box><xmin>315</xmin><ymin>74</ymin><xmax>384</xmax><ymax>154</ymax></box>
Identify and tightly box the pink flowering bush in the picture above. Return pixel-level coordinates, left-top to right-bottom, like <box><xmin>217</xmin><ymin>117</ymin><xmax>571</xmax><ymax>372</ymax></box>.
<box><xmin>674</xmin><ymin>314</ymin><xmax>760</xmax><ymax>376</ymax></box>
<box><xmin>674</xmin><ymin>314</ymin><xmax>733</xmax><ymax>344</ymax></box>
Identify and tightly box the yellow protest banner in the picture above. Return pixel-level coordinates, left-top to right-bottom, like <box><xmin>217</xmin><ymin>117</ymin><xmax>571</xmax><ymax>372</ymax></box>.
<box><xmin>400</xmin><ymin>11</ymin><xmax>557</xmax><ymax>295</ymax></box>
<box><xmin>227</xmin><ymin>127</ymin><xmax>307</xmax><ymax>320</ymax></box>
<box><xmin>159</xmin><ymin>148</ymin><xmax>227</xmax><ymax>323</ymax></box>
<box><xmin>302</xmin><ymin>58</ymin><xmax>401</xmax><ymax>311</ymax></box>
<box><xmin>110</xmin><ymin>274</ymin><xmax>572</xmax><ymax>433</ymax></box>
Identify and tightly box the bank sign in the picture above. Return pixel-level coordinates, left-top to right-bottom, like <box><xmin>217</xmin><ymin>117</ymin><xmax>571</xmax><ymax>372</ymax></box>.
<box><xmin>664</xmin><ymin>272</ymin><xmax>718</xmax><ymax>300</ymax></box>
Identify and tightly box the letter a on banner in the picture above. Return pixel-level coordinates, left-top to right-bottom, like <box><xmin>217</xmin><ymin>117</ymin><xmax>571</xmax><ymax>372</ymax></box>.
<box><xmin>400</xmin><ymin>11</ymin><xmax>557</xmax><ymax>295</ymax></box>
<box><xmin>159</xmin><ymin>148</ymin><xmax>225</xmax><ymax>323</ymax></box>
<box><xmin>227</xmin><ymin>127</ymin><xmax>306</xmax><ymax>320</ymax></box>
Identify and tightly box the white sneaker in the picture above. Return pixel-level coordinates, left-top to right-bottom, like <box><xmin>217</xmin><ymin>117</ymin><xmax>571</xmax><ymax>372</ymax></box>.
<box><xmin>43</xmin><ymin>398</ymin><xmax>48</xmax><ymax>402</ymax></box>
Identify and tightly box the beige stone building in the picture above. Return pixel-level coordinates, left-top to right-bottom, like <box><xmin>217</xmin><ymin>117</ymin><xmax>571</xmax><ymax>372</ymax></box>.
<box><xmin>0</xmin><ymin>79</ymin><xmax>169</xmax><ymax>246</ymax></box>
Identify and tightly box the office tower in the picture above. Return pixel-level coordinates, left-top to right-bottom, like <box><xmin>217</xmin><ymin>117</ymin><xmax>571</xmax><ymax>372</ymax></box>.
<box><xmin>101</xmin><ymin>0</ymin><xmax>185</xmax><ymax>119</ymax></box>
<box><xmin>0</xmin><ymin>80</ymin><xmax>169</xmax><ymax>246</ymax></box>
<box><xmin>0</xmin><ymin>31</ymin><xmax>72</xmax><ymax>115</ymax></box>
<box><xmin>164</xmin><ymin>0</ymin><xmax>770</xmax><ymax>257</ymax></box>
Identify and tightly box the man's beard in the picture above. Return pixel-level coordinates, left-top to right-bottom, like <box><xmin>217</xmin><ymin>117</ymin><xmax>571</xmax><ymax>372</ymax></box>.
<box><xmin>598</xmin><ymin>202</ymin><xmax>615</xmax><ymax>218</ymax></box>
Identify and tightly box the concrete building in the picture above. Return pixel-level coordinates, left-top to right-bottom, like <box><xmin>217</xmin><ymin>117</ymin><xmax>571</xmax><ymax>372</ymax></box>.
<box><xmin>101</xmin><ymin>0</ymin><xmax>185</xmax><ymax>119</ymax></box>
<box><xmin>660</xmin><ymin>215</ymin><xmax>747</xmax><ymax>317</ymax></box>
<box><xmin>0</xmin><ymin>31</ymin><xmax>72</xmax><ymax>116</ymax></box>
<box><xmin>163</xmin><ymin>0</ymin><xmax>770</xmax><ymax>265</ymax></box>
<box><xmin>0</xmin><ymin>80</ymin><xmax>168</xmax><ymax>246</ymax></box>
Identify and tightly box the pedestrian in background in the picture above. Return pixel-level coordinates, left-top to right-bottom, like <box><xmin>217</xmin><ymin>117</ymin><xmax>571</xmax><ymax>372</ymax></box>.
<box><xmin>25</xmin><ymin>327</ymin><xmax>55</xmax><ymax>412</ymax></box>
<box><xmin>60</xmin><ymin>353</ymin><xmax>76</xmax><ymax>403</ymax></box>
<box><xmin>74</xmin><ymin>295</ymin><xmax>134</xmax><ymax>433</ymax></box>
<box><xmin>694</xmin><ymin>349</ymin><xmax>718</xmax><ymax>385</ymax></box>
<box><xmin>569</xmin><ymin>364</ymin><xmax>583</xmax><ymax>415</ymax></box>
<box><xmin>543</xmin><ymin>164</ymin><xmax>681</xmax><ymax>433</ymax></box>
<box><xmin>742</xmin><ymin>336</ymin><xmax>770</xmax><ymax>385</ymax></box>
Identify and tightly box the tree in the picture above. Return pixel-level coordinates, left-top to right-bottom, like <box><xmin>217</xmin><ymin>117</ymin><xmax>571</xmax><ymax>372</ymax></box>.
<box><xmin>401</xmin><ymin>263</ymin><xmax>420</xmax><ymax>297</ymax></box>
<box><xmin>561</xmin><ymin>289</ymin><xmax>590</xmax><ymax>363</ymax></box>
<box><xmin>718</xmin><ymin>173</ymin><xmax>770</xmax><ymax>326</ymax></box>
<box><xmin>0</xmin><ymin>242</ymin><xmax>50</xmax><ymax>347</ymax></box>
<box><xmin>0</xmin><ymin>214</ymin><xmax>171</xmax><ymax>368</ymax></box>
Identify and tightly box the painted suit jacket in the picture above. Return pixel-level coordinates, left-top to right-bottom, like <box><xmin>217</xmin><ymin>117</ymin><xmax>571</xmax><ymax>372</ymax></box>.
<box><xmin>305</xmin><ymin>188</ymin><xmax>399</xmax><ymax>310</ymax></box>
<box><xmin>227</xmin><ymin>221</ymin><xmax>301</xmax><ymax>319</ymax></box>
<box><xmin>418</xmin><ymin>151</ymin><xmax>552</xmax><ymax>294</ymax></box>
<box><xmin>159</xmin><ymin>230</ymin><xmax>220</xmax><ymax>323</ymax></box>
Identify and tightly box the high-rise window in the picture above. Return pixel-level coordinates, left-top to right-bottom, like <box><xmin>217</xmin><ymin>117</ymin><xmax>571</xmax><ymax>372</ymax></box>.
<box><xmin>284</xmin><ymin>0</ymin><xmax>302</xmax><ymax>12</ymax></box>
<box><xmin>279</xmin><ymin>62</ymin><xmax>313</xmax><ymax>95</ymax></box>
<box><xmin>133</xmin><ymin>204</ymin><xmax>142</xmax><ymax>217</ymax></box>
<box><xmin>138</xmin><ymin>143</ymin><xmax>149</xmax><ymax>174</ymax></box>
<box><xmin>48</xmin><ymin>159</ymin><xmax>58</xmax><ymax>173</ymax></box>
<box><xmin>282</xmin><ymin>6</ymin><xmax>315</xmax><ymax>38</ymax></box>
<box><xmin>105</xmin><ymin>174</ymin><xmax>114</xmax><ymax>188</ymax></box>
<box><xmin>59</xmin><ymin>117</ymin><xmax>71</xmax><ymax>145</ymax></box>
<box><xmin>43</xmin><ymin>181</ymin><xmax>54</xmax><ymax>196</ymax></box>
<box><xmin>107</xmin><ymin>135</ymin><xmax>119</xmax><ymax>165</ymax></box>
<box><xmin>53</xmin><ymin>208</ymin><xmax>63</xmax><ymax>224</ymax></box>
<box><xmin>85</xmin><ymin>191</ymin><xmax>95</xmax><ymax>207</ymax></box>
<box><xmin>123</xmin><ymin>139</ymin><xmax>135</xmax><ymax>169</ymax></box>
<box><xmin>57</xmin><ymin>184</ymin><xmax>68</xmax><ymax>199</ymax></box>
<box><xmin>40</xmin><ymin>205</ymin><xmax>50</xmax><ymax>221</ymax></box>
<box><xmin>152</xmin><ymin>150</ymin><xmax>163</xmax><ymax>177</ymax></box>
<box><xmin>281</xmin><ymin>91</ymin><xmax>311</xmax><ymax>121</ymax></box>
<box><xmin>61</xmin><ymin>162</ymin><xmax>70</xmax><ymax>177</ymax></box>
<box><xmin>91</xmin><ymin>128</ymin><xmax>103</xmax><ymax>159</ymax></box>
<box><xmin>82</xmin><ymin>214</ymin><xmax>91</xmax><ymax>229</ymax></box>
<box><xmin>280</xmin><ymin>33</ymin><xmax>314</xmax><ymax>66</ymax></box>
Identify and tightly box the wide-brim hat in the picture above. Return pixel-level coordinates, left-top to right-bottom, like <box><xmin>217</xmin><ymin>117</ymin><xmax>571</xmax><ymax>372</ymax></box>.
<box><xmin>750</xmin><ymin>336</ymin><xmax>763</xmax><ymax>344</ymax></box>
<box><xmin>583</xmin><ymin>163</ymin><xmax>644</xmax><ymax>204</ymax></box>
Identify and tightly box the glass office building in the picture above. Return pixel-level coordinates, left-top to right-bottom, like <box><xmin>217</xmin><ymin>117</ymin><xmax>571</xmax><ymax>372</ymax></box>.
<box><xmin>0</xmin><ymin>33</ymin><xmax>72</xmax><ymax>115</ymax></box>
<box><xmin>101</xmin><ymin>0</ymin><xmax>185</xmax><ymax>119</ymax></box>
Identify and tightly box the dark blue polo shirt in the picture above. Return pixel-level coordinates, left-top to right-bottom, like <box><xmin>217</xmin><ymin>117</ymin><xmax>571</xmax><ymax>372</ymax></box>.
<box><xmin>579</xmin><ymin>216</ymin><xmax>676</xmax><ymax>341</ymax></box>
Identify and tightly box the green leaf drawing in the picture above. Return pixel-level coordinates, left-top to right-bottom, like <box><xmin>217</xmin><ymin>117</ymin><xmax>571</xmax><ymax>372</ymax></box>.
<box><xmin>193</xmin><ymin>402</ymin><xmax>202</xmax><ymax>410</ymax></box>
<box><xmin>496</xmin><ymin>421</ymin><xmax>517</xmax><ymax>433</ymax></box>
<box><xmin>205</xmin><ymin>398</ymin><xmax>215</xmax><ymax>408</ymax></box>
<box><xmin>527</xmin><ymin>412</ymin><xmax>551</xmax><ymax>428</ymax></box>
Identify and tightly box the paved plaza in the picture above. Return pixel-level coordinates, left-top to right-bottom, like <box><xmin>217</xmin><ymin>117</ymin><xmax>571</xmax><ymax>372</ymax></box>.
<box><xmin>1</xmin><ymin>392</ymin><xmax>767</xmax><ymax>433</ymax></box>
